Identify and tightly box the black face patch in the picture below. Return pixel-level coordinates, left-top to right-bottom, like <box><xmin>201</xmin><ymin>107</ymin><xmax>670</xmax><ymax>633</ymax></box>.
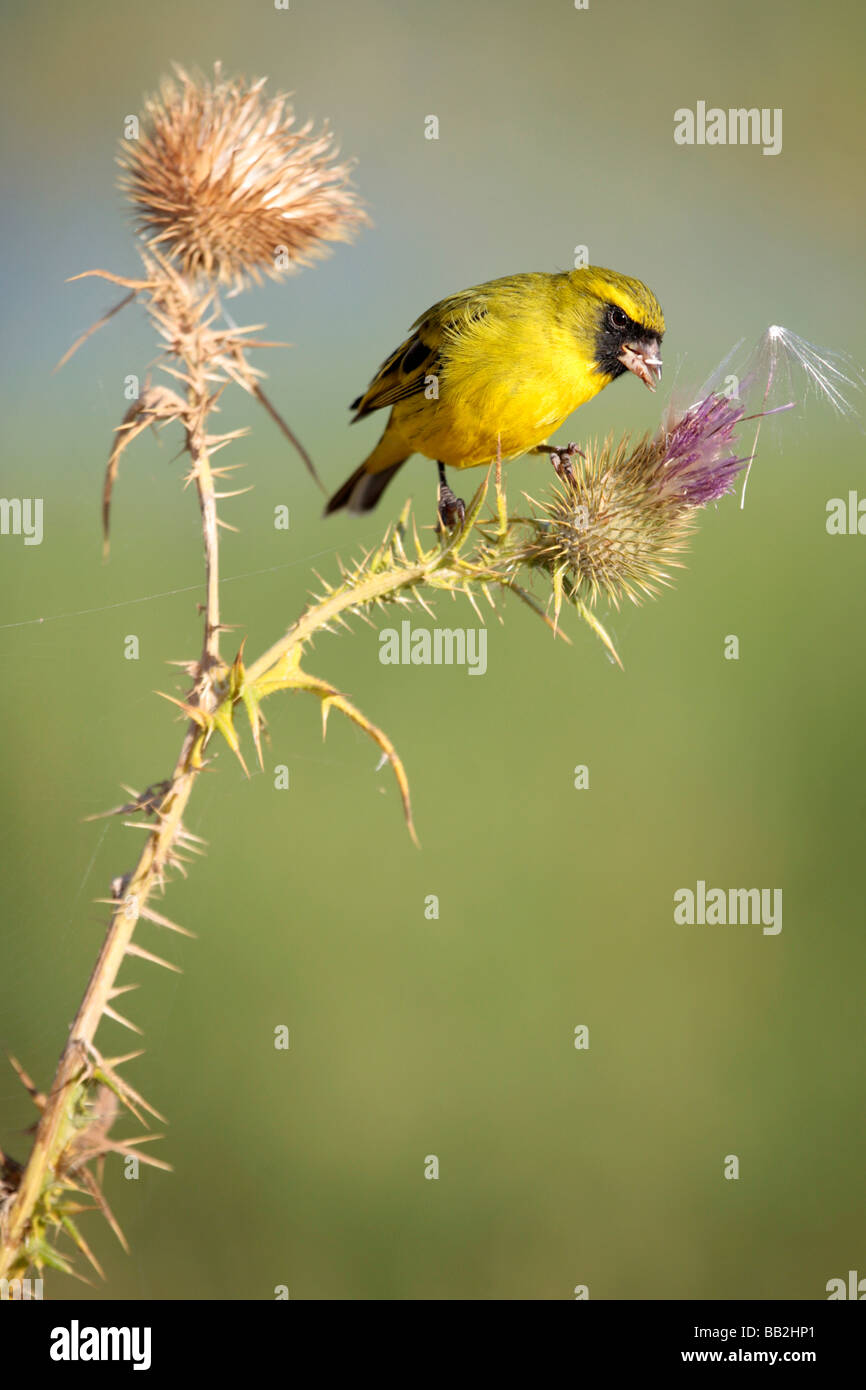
<box><xmin>594</xmin><ymin>300</ymin><xmax>662</xmax><ymax>378</ymax></box>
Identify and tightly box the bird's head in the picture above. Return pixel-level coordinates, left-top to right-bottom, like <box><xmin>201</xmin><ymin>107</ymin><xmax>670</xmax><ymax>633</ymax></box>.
<box><xmin>575</xmin><ymin>266</ymin><xmax>666</xmax><ymax>392</ymax></box>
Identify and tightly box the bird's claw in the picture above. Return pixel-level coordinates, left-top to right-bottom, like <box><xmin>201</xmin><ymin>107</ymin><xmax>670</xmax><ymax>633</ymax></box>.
<box><xmin>549</xmin><ymin>441</ymin><xmax>585</xmax><ymax>489</ymax></box>
<box><xmin>437</xmin><ymin>482</ymin><xmax>465</xmax><ymax>532</ymax></box>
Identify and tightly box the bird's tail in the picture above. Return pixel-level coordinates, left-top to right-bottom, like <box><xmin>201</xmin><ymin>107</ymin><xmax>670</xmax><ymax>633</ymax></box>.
<box><xmin>324</xmin><ymin>455</ymin><xmax>409</xmax><ymax>515</ymax></box>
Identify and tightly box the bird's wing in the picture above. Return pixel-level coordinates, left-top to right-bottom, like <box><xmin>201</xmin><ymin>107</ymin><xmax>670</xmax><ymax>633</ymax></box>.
<box><xmin>349</xmin><ymin>288</ymin><xmax>491</xmax><ymax>421</ymax></box>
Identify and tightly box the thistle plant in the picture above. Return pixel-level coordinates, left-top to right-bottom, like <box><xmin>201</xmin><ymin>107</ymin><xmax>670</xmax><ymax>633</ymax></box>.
<box><xmin>0</xmin><ymin>64</ymin><xmax>847</xmax><ymax>1292</ymax></box>
<box><xmin>117</xmin><ymin>64</ymin><xmax>364</xmax><ymax>292</ymax></box>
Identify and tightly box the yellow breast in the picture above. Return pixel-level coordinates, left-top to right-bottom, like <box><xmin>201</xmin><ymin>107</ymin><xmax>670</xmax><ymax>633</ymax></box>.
<box><xmin>390</xmin><ymin>301</ymin><xmax>609</xmax><ymax>468</ymax></box>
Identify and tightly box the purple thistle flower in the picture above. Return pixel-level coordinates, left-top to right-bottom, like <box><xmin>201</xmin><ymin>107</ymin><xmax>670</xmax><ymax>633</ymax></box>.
<box><xmin>656</xmin><ymin>393</ymin><xmax>750</xmax><ymax>506</ymax></box>
<box><xmin>519</xmin><ymin>391</ymin><xmax>763</xmax><ymax>610</ymax></box>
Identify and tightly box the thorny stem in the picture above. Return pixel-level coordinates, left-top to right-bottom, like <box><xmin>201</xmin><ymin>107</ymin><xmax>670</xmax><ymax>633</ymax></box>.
<box><xmin>247</xmin><ymin>474</ymin><xmax>525</xmax><ymax>688</ymax></box>
<box><xmin>0</xmin><ymin>310</ymin><xmax>223</xmax><ymax>1280</ymax></box>
<box><xmin>0</xmin><ymin>775</ymin><xmax>197</xmax><ymax>1277</ymax></box>
<box><xmin>191</xmin><ymin>416</ymin><xmax>221</xmax><ymax>672</ymax></box>
<box><xmin>248</xmin><ymin>559</ymin><xmax>430</xmax><ymax>683</ymax></box>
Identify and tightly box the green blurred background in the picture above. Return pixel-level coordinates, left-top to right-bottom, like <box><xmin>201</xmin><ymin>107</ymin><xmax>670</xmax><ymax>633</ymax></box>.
<box><xmin>1</xmin><ymin>0</ymin><xmax>864</xmax><ymax>1300</ymax></box>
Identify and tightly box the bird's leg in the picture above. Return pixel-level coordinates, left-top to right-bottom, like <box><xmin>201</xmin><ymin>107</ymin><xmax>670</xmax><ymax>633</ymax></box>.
<box><xmin>530</xmin><ymin>440</ymin><xmax>586</xmax><ymax>488</ymax></box>
<box><xmin>436</xmin><ymin>461</ymin><xmax>465</xmax><ymax>531</ymax></box>
<box><xmin>549</xmin><ymin>442</ymin><xmax>586</xmax><ymax>488</ymax></box>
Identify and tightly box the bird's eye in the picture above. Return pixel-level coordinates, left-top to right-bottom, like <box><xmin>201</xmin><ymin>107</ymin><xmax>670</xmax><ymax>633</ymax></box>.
<box><xmin>608</xmin><ymin>306</ymin><xmax>629</xmax><ymax>331</ymax></box>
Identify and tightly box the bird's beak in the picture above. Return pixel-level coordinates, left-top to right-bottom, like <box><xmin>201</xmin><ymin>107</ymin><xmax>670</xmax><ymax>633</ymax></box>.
<box><xmin>618</xmin><ymin>338</ymin><xmax>663</xmax><ymax>392</ymax></box>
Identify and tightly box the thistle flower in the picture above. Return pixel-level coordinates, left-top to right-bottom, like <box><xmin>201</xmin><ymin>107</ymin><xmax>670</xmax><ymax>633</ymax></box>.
<box><xmin>516</xmin><ymin>392</ymin><xmax>749</xmax><ymax>608</ymax></box>
<box><xmin>117</xmin><ymin>63</ymin><xmax>369</xmax><ymax>292</ymax></box>
<box><xmin>658</xmin><ymin>393</ymin><xmax>750</xmax><ymax>504</ymax></box>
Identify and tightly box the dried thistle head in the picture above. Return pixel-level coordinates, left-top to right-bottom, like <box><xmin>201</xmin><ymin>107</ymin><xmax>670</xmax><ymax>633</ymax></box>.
<box><xmin>117</xmin><ymin>63</ymin><xmax>369</xmax><ymax>292</ymax></box>
<box><xmin>521</xmin><ymin>392</ymin><xmax>749</xmax><ymax>608</ymax></box>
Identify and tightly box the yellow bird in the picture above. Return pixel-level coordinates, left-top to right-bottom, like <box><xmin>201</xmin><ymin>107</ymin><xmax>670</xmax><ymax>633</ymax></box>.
<box><xmin>325</xmin><ymin>265</ymin><xmax>665</xmax><ymax>524</ymax></box>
